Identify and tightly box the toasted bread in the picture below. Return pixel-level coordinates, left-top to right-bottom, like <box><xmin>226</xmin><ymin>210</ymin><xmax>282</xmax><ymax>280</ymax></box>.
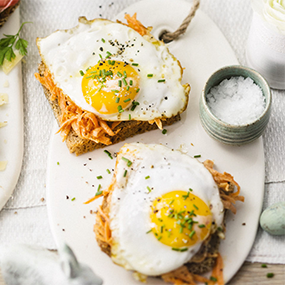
<box><xmin>0</xmin><ymin>0</ymin><xmax>20</xmax><ymax>28</ymax></box>
<box><xmin>38</xmin><ymin>62</ymin><xmax>182</xmax><ymax>156</ymax></box>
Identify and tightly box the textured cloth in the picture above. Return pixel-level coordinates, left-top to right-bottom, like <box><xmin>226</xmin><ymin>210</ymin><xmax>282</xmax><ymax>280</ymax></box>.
<box><xmin>0</xmin><ymin>0</ymin><xmax>284</xmax><ymax>263</ymax></box>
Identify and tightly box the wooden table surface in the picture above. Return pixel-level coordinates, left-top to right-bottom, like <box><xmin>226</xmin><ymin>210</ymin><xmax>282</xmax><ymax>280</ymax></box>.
<box><xmin>0</xmin><ymin>261</ymin><xmax>284</xmax><ymax>284</ymax></box>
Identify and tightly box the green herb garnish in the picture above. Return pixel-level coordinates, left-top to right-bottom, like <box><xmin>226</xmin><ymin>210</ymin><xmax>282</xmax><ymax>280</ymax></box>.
<box><xmin>0</xmin><ymin>22</ymin><xmax>31</xmax><ymax>66</ymax></box>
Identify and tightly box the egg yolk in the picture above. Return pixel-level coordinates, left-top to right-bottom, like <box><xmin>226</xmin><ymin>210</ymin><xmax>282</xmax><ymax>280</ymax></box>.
<box><xmin>82</xmin><ymin>60</ymin><xmax>140</xmax><ymax>115</ymax></box>
<box><xmin>150</xmin><ymin>190</ymin><xmax>212</xmax><ymax>248</ymax></box>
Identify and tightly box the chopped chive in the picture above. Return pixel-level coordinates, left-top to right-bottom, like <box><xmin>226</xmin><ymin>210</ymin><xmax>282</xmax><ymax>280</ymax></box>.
<box><xmin>179</xmin><ymin>227</ymin><xmax>183</xmax><ymax>233</ymax></box>
<box><xmin>118</xmin><ymin>80</ymin><xmax>122</xmax><ymax>87</ymax></box>
<box><xmin>80</xmin><ymin>70</ymin><xmax>84</xmax><ymax>76</ymax></box>
<box><xmin>210</xmin><ymin>277</ymin><xmax>217</xmax><ymax>282</ymax></box>
<box><xmin>158</xmin><ymin>79</ymin><xmax>165</xmax><ymax>83</ymax></box>
<box><xmin>132</xmin><ymin>63</ymin><xmax>139</xmax><ymax>66</ymax></box>
<box><xmin>261</xmin><ymin>264</ymin><xmax>267</xmax><ymax>268</ymax></box>
<box><xmin>147</xmin><ymin>74</ymin><xmax>153</xmax><ymax>78</ymax></box>
<box><xmin>267</xmin><ymin>273</ymin><xmax>274</xmax><ymax>278</ymax></box>
<box><xmin>146</xmin><ymin>229</ymin><xmax>152</xmax><ymax>234</ymax></box>
<box><xmin>97</xmin><ymin>184</ymin><xmax>101</xmax><ymax>192</ymax></box>
<box><xmin>180</xmin><ymin>248</ymin><xmax>188</xmax><ymax>252</ymax></box>
<box><xmin>162</xmin><ymin>129</ymin><xmax>167</xmax><ymax>135</ymax></box>
<box><xmin>127</xmin><ymin>86</ymin><xmax>130</xmax><ymax>91</ymax></box>
<box><xmin>189</xmin><ymin>188</ymin><xmax>193</xmax><ymax>192</ymax></box>
<box><xmin>145</xmin><ymin>175</ymin><xmax>150</xmax><ymax>179</ymax></box>
<box><xmin>97</xmin><ymin>175</ymin><xmax>103</xmax><ymax>179</ymax></box>
<box><xmin>129</xmin><ymin>114</ymin><xmax>131</xmax><ymax>120</ymax></box>
<box><xmin>198</xmin><ymin>224</ymin><xmax>205</xmax><ymax>228</ymax></box>
<box><xmin>104</xmin><ymin>150</ymin><xmax>113</xmax><ymax>159</ymax></box>
<box><xmin>57</xmin><ymin>162</ymin><xmax>60</xmax><ymax>165</ymax></box>
<box><xmin>71</xmin><ymin>197</ymin><xmax>76</xmax><ymax>201</ymax></box>
<box><xmin>122</xmin><ymin>78</ymin><xmax>128</xmax><ymax>86</ymax></box>
<box><xmin>182</xmin><ymin>192</ymin><xmax>189</xmax><ymax>200</ymax></box>
<box><xmin>106</xmin><ymin>169</ymin><xmax>111</xmax><ymax>174</ymax></box>
<box><xmin>105</xmin><ymin>70</ymin><xmax>113</xmax><ymax>76</ymax></box>
<box><xmin>130</xmin><ymin>80</ymin><xmax>133</xmax><ymax>86</ymax></box>
<box><xmin>123</xmin><ymin>170</ymin><xmax>127</xmax><ymax>177</ymax></box>
<box><xmin>169</xmin><ymin>199</ymin><xmax>174</xmax><ymax>205</ymax></box>
<box><xmin>117</xmin><ymin>105</ymin><xmax>124</xmax><ymax>113</ymax></box>
<box><xmin>99</xmin><ymin>54</ymin><xmax>103</xmax><ymax>59</ymax></box>
<box><xmin>123</xmin><ymin>70</ymin><xmax>127</xmax><ymax>78</ymax></box>
<box><xmin>86</xmin><ymin>75</ymin><xmax>95</xmax><ymax>79</ymax></box>
<box><xmin>194</xmin><ymin>155</ymin><xmax>201</xmax><ymax>158</ymax></box>
<box><xmin>101</xmin><ymin>38</ymin><xmax>105</xmax><ymax>43</ymax></box>
<box><xmin>122</xmin><ymin>157</ymin><xmax>132</xmax><ymax>167</ymax></box>
<box><xmin>160</xmin><ymin>226</ymin><xmax>164</xmax><ymax>233</ymax></box>
<box><xmin>108</xmin><ymin>60</ymin><xmax>112</xmax><ymax>65</ymax></box>
<box><xmin>115</xmin><ymin>97</ymin><xmax>120</xmax><ymax>103</ymax></box>
<box><xmin>189</xmin><ymin>230</ymin><xmax>196</xmax><ymax>238</ymax></box>
<box><xmin>95</xmin><ymin>190</ymin><xmax>102</xmax><ymax>196</ymax></box>
<box><xmin>172</xmin><ymin>248</ymin><xmax>180</xmax><ymax>251</ymax></box>
<box><xmin>193</xmin><ymin>204</ymin><xmax>199</xmax><ymax>210</ymax></box>
<box><xmin>188</xmin><ymin>224</ymin><xmax>193</xmax><ymax>230</ymax></box>
<box><xmin>106</xmin><ymin>51</ymin><xmax>112</xmax><ymax>58</ymax></box>
<box><xmin>136</xmin><ymin>88</ymin><xmax>140</xmax><ymax>93</ymax></box>
<box><xmin>98</xmin><ymin>84</ymin><xmax>104</xmax><ymax>92</ymax></box>
<box><xmin>112</xmin><ymin>89</ymin><xmax>119</xmax><ymax>93</ymax></box>
<box><xmin>124</xmin><ymin>98</ymin><xmax>131</xmax><ymax>103</ymax></box>
<box><xmin>117</xmin><ymin>71</ymin><xmax>122</xmax><ymax>77</ymax></box>
<box><xmin>147</xmin><ymin>186</ymin><xmax>151</xmax><ymax>193</ymax></box>
<box><xmin>157</xmin><ymin>236</ymin><xmax>162</xmax><ymax>241</ymax></box>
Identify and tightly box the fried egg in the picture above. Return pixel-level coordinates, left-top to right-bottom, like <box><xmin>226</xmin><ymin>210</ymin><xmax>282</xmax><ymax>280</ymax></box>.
<box><xmin>36</xmin><ymin>17</ymin><xmax>189</xmax><ymax>121</ymax></box>
<box><xmin>108</xmin><ymin>143</ymin><xmax>224</xmax><ymax>276</ymax></box>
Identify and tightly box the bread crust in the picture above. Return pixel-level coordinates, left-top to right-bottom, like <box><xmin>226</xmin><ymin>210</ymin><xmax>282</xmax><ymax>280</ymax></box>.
<box><xmin>0</xmin><ymin>1</ymin><xmax>20</xmax><ymax>28</ymax></box>
<box><xmin>38</xmin><ymin>62</ymin><xmax>182</xmax><ymax>155</ymax></box>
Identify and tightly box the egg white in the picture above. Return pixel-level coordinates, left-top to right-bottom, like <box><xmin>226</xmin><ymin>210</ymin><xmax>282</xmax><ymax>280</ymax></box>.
<box><xmin>36</xmin><ymin>17</ymin><xmax>189</xmax><ymax>121</ymax></box>
<box><xmin>108</xmin><ymin>143</ymin><xmax>224</xmax><ymax>276</ymax></box>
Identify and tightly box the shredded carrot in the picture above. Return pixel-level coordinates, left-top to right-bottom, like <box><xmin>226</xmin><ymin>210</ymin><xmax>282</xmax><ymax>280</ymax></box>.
<box><xmin>203</xmin><ymin>160</ymin><xmax>244</xmax><ymax>214</ymax></box>
<box><xmin>148</xmin><ymin>118</ymin><xmax>163</xmax><ymax>130</ymax></box>
<box><xmin>35</xmin><ymin>69</ymin><xmax>117</xmax><ymax>145</ymax></box>
<box><xmin>210</xmin><ymin>253</ymin><xmax>224</xmax><ymax>285</ymax></box>
<box><xmin>84</xmin><ymin>193</ymin><xmax>103</xmax><ymax>204</ymax></box>
<box><xmin>161</xmin><ymin>266</ymin><xmax>196</xmax><ymax>285</ymax></box>
<box><xmin>124</xmin><ymin>13</ymin><xmax>149</xmax><ymax>36</ymax></box>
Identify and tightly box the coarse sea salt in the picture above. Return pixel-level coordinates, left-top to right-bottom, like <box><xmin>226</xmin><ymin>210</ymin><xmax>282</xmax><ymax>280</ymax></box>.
<box><xmin>206</xmin><ymin>76</ymin><xmax>266</xmax><ymax>125</ymax></box>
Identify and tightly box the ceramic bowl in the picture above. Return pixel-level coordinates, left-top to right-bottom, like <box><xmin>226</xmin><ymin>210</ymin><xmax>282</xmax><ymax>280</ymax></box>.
<box><xmin>199</xmin><ymin>65</ymin><xmax>272</xmax><ymax>145</ymax></box>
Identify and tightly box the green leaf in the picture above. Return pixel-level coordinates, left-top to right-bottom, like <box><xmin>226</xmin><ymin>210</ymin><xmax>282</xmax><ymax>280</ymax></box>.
<box><xmin>4</xmin><ymin>47</ymin><xmax>16</xmax><ymax>62</ymax></box>
<box><xmin>3</xmin><ymin>34</ymin><xmax>15</xmax><ymax>38</ymax></box>
<box><xmin>0</xmin><ymin>36</ymin><xmax>14</xmax><ymax>48</ymax></box>
<box><xmin>15</xmin><ymin>38</ymin><xmax>28</xmax><ymax>56</ymax></box>
<box><xmin>0</xmin><ymin>47</ymin><xmax>10</xmax><ymax>65</ymax></box>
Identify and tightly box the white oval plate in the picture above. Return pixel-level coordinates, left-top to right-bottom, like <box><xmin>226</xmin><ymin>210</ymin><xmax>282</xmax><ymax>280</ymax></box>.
<box><xmin>0</xmin><ymin>7</ymin><xmax>24</xmax><ymax>211</ymax></box>
<box><xmin>47</xmin><ymin>0</ymin><xmax>264</xmax><ymax>284</ymax></box>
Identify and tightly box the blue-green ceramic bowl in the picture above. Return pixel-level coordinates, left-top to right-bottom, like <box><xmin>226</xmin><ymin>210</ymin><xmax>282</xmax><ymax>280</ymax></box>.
<box><xmin>199</xmin><ymin>65</ymin><xmax>271</xmax><ymax>145</ymax></box>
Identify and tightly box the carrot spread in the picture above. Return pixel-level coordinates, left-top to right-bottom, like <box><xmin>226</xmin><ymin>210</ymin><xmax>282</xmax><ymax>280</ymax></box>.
<box><xmin>35</xmin><ymin>69</ymin><xmax>119</xmax><ymax>145</ymax></box>
<box><xmin>203</xmin><ymin>160</ymin><xmax>244</xmax><ymax>214</ymax></box>
<box><xmin>34</xmin><ymin>14</ymin><xmax>164</xmax><ymax>145</ymax></box>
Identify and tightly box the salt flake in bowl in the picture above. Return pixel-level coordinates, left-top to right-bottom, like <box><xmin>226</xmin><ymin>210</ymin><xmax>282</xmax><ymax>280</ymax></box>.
<box><xmin>199</xmin><ymin>65</ymin><xmax>271</xmax><ymax>145</ymax></box>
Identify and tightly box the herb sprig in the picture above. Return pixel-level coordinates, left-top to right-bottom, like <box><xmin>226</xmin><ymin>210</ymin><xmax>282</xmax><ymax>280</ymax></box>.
<box><xmin>0</xmin><ymin>22</ymin><xmax>31</xmax><ymax>66</ymax></box>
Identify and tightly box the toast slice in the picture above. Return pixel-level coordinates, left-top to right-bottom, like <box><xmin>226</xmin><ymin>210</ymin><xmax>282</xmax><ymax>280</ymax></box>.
<box><xmin>38</xmin><ymin>62</ymin><xmax>182</xmax><ymax>156</ymax></box>
<box><xmin>0</xmin><ymin>0</ymin><xmax>20</xmax><ymax>28</ymax></box>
